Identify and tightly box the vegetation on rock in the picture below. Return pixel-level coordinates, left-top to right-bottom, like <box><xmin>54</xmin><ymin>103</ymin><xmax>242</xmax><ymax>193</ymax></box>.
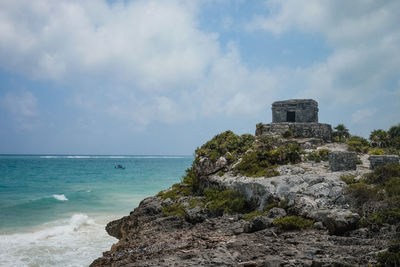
<box><xmin>195</xmin><ymin>130</ymin><xmax>255</xmax><ymax>163</ymax></box>
<box><xmin>305</xmin><ymin>149</ymin><xmax>330</xmax><ymax>162</ymax></box>
<box><xmin>334</xmin><ymin>123</ymin><xmax>400</xmax><ymax>155</ymax></box>
<box><xmin>332</xmin><ymin>124</ymin><xmax>350</xmax><ymax>142</ymax></box>
<box><xmin>345</xmin><ymin>163</ymin><xmax>400</xmax><ymax>227</ymax></box>
<box><xmin>282</xmin><ymin>130</ymin><xmax>293</xmax><ymax>139</ymax></box>
<box><xmin>340</xmin><ymin>174</ymin><xmax>357</xmax><ymax>185</ymax></box>
<box><xmin>368</xmin><ymin>148</ymin><xmax>385</xmax><ymax>155</ymax></box>
<box><xmin>364</xmin><ymin>162</ymin><xmax>400</xmax><ymax>184</ymax></box>
<box><xmin>273</xmin><ymin>216</ymin><xmax>313</xmax><ymax>230</ymax></box>
<box><xmin>235</xmin><ymin>142</ymin><xmax>301</xmax><ymax>177</ymax></box>
<box><xmin>161</xmin><ymin>203</ymin><xmax>185</xmax><ymax>217</ymax></box>
<box><xmin>157</xmin><ymin>183</ymin><xmax>192</xmax><ymax>200</ymax></box>
<box><xmin>203</xmin><ymin>189</ymin><xmax>246</xmax><ymax>214</ymax></box>
<box><xmin>377</xmin><ymin>239</ymin><xmax>400</xmax><ymax>267</ymax></box>
<box><xmin>346</xmin><ymin>135</ymin><xmax>370</xmax><ymax>153</ymax></box>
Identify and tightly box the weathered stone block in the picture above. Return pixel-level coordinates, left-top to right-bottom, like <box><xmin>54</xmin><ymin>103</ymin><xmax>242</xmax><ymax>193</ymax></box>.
<box><xmin>328</xmin><ymin>151</ymin><xmax>357</xmax><ymax>172</ymax></box>
<box><xmin>369</xmin><ymin>155</ymin><xmax>399</xmax><ymax>170</ymax></box>
<box><xmin>255</xmin><ymin>123</ymin><xmax>332</xmax><ymax>142</ymax></box>
<box><xmin>272</xmin><ymin>99</ymin><xmax>318</xmax><ymax>123</ymax></box>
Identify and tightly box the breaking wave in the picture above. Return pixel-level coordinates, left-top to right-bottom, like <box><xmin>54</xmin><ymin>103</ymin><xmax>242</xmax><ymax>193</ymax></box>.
<box><xmin>0</xmin><ymin>214</ymin><xmax>116</xmax><ymax>267</ymax></box>
<box><xmin>53</xmin><ymin>194</ymin><xmax>68</xmax><ymax>201</ymax></box>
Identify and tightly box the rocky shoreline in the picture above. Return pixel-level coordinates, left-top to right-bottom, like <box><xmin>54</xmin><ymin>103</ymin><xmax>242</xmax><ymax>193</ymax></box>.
<box><xmin>91</xmin><ymin>132</ymin><xmax>400</xmax><ymax>266</ymax></box>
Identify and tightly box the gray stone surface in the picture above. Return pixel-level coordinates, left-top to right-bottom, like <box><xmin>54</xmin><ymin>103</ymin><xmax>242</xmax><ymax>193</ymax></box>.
<box><xmin>329</xmin><ymin>151</ymin><xmax>357</xmax><ymax>172</ymax></box>
<box><xmin>267</xmin><ymin>207</ymin><xmax>286</xmax><ymax>219</ymax></box>
<box><xmin>246</xmin><ymin>216</ymin><xmax>274</xmax><ymax>232</ymax></box>
<box><xmin>369</xmin><ymin>155</ymin><xmax>399</xmax><ymax>170</ymax></box>
<box><xmin>323</xmin><ymin>209</ymin><xmax>360</xmax><ymax>235</ymax></box>
<box><xmin>256</xmin><ymin>122</ymin><xmax>332</xmax><ymax>142</ymax></box>
<box><xmin>272</xmin><ymin>99</ymin><xmax>318</xmax><ymax>123</ymax></box>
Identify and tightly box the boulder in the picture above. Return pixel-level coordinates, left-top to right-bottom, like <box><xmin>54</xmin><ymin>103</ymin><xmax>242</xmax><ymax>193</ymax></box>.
<box><xmin>267</xmin><ymin>207</ymin><xmax>287</xmax><ymax>219</ymax></box>
<box><xmin>323</xmin><ymin>209</ymin><xmax>360</xmax><ymax>235</ymax></box>
<box><xmin>246</xmin><ymin>216</ymin><xmax>274</xmax><ymax>232</ymax></box>
<box><xmin>185</xmin><ymin>206</ymin><xmax>207</xmax><ymax>224</ymax></box>
<box><xmin>195</xmin><ymin>156</ymin><xmax>228</xmax><ymax>176</ymax></box>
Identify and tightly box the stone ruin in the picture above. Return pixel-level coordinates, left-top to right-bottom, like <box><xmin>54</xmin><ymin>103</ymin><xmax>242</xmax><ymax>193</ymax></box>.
<box><xmin>255</xmin><ymin>99</ymin><xmax>332</xmax><ymax>142</ymax></box>
<box><xmin>329</xmin><ymin>151</ymin><xmax>358</xmax><ymax>172</ymax></box>
<box><xmin>369</xmin><ymin>155</ymin><xmax>399</xmax><ymax>170</ymax></box>
<box><xmin>272</xmin><ymin>99</ymin><xmax>318</xmax><ymax>123</ymax></box>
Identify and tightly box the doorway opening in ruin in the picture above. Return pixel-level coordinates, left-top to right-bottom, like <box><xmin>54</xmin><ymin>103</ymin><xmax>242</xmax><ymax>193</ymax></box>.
<box><xmin>287</xmin><ymin>111</ymin><xmax>295</xmax><ymax>122</ymax></box>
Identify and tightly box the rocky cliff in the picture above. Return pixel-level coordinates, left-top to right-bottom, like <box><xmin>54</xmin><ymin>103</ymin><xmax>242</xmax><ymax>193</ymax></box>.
<box><xmin>91</xmin><ymin>131</ymin><xmax>400</xmax><ymax>266</ymax></box>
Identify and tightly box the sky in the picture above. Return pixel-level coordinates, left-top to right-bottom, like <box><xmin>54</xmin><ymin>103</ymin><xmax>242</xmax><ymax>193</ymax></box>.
<box><xmin>0</xmin><ymin>0</ymin><xmax>399</xmax><ymax>155</ymax></box>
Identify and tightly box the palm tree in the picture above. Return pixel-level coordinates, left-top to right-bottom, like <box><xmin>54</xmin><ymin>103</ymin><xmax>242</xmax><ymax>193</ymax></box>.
<box><xmin>333</xmin><ymin>124</ymin><xmax>350</xmax><ymax>142</ymax></box>
<box><xmin>388</xmin><ymin>124</ymin><xmax>400</xmax><ymax>138</ymax></box>
<box><xmin>369</xmin><ymin>129</ymin><xmax>389</xmax><ymax>148</ymax></box>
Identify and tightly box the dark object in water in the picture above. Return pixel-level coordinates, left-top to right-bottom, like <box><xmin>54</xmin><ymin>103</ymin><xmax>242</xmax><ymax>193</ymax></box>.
<box><xmin>115</xmin><ymin>164</ymin><xmax>125</xmax><ymax>169</ymax></box>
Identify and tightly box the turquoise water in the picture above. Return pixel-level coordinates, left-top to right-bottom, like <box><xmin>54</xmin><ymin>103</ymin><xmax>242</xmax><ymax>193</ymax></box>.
<box><xmin>0</xmin><ymin>155</ymin><xmax>192</xmax><ymax>266</ymax></box>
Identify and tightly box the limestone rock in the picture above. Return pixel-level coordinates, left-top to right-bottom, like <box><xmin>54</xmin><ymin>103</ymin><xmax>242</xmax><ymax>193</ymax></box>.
<box><xmin>314</xmin><ymin>221</ymin><xmax>325</xmax><ymax>230</ymax></box>
<box><xmin>323</xmin><ymin>209</ymin><xmax>360</xmax><ymax>235</ymax></box>
<box><xmin>185</xmin><ymin>206</ymin><xmax>207</xmax><ymax>224</ymax></box>
<box><xmin>329</xmin><ymin>151</ymin><xmax>358</xmax><ymax>172</ymax></box>
<box><xmin>195</xmin><ymin>156</ymin><xmax>228</xmax><ymax>176</ymax></box>
<box><xmin>246</xmin><ymin>216</ymin><xmax>274</xmax><ymax>232</ymax></box>
<box><xmin>267</xmin><ymin>207</ymin><xmax>286</xmax><ymax>219</ymax></box>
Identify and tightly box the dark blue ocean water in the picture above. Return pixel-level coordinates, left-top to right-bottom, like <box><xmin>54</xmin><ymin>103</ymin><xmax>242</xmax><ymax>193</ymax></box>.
<box><xmin>0</xmin><ymin>155</ymin><xmax>192</xmax><ymax>266</ymax></box>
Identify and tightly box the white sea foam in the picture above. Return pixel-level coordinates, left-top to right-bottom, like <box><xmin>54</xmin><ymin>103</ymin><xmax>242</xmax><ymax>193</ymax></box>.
<box><xmin>53</xmin><ymin>194</ymin><xmax>68</xmax><ymax>201</ymax></box>
<box><xmin>0</xmin><ymin>214</ymin><xmax>116</xmax><ymax>267</ymax></box>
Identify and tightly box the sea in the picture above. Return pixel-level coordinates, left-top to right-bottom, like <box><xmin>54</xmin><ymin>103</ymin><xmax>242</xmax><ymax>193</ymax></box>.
<box><xmin>0</xmin><ymin>155</ymin><xmax>193</xmax><ymax>267</ymax></box>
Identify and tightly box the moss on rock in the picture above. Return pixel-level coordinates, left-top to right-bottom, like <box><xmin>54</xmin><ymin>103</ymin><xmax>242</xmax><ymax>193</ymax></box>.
<box><xmin>273</xmin><ymin>216</ymin><xmax>313</xmax><ymax>230</ymax></box>
<box><xmin>161</xmin><ymin>203</ymin><xmax>185</xmax><ymax>217</ymax></box>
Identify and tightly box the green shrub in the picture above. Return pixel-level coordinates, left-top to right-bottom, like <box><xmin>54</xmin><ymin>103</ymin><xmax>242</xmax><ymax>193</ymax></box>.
<box><xmin>242</xmin><ymin>210</ymin><xmax>268</xmax><ymax>221</ymax></box>
<box><xmin>370</xmin><ymin>129</ymin><xmax>390</xmax><ymax>148</ymax></box>
<box><xmin>181</xmin><ymin>167</ymin><xmax>199</xmax><ymax>193</ymax></box>
<box><xmin>235</xmin><ymin>143</ymin><xmax>300</xmax><ymax>178</ymax></box>
<box><xmin>306</xmin><ymin>149</ymin><xmax>331</xmax><ymax>162</ymax></box>
<box><xmin>157</xmin><ymin>183</ymin><xmax>192</xmax><ymax>200</ymax></box>
<box><xmin>332</xmin><ymin>124</ymin><xmax>350</xmax><ymax>143</ymax></box>
<box><xmin>346</xmin><ymin>136</ymin><xmax>370</xmax><ymax>153</ymax></box>
<box><xmin>385</xmin><ymin>177</ymin><xmax>400</xmax><ymax>198</ymax></box>
<box><xmin>161</xmin><ymin>203</ymin><xmax>185</xmax><ymax>217</ymax></box>
<box><xmin>203</xmin><ymin>189</ymin><xmax>246</xmax><ymax>214</ymax></box>
<box><xmin>361</xmin><ymin>208</ymin><xmax>400</xmax><ymax>226</ymax></box>
<box><xmin>377</xmin><ymin>239</ymin><xmax>400</xmax><ymax>267</ymax></box>
<box><xmin>273</xmin><ymin>216</ymin><xmax>313</xmax><ymax>230</ymax></box>
<box><xmin>389</xmin><ymin>124</ymin><xmax>400</xmax><ymax>139</ymax></box>
<box><xmin>217</xmin><ymin>170</ymin><xmax>225</xmax><ymax>177</ymax></box>
<box><xmin>345</xmin><ymin>183</ymin><xmax>378</xmax><ymax>205</ymax></box>
<box><xmin>369</xmin><ymin>148</ymin><xmax>385</xmax><ymax>155</ymax></box>
<box><xmin>340</xmin><ymin>174</ymin><xmax>357</xmax><ymax>185</ymax></box>
<box><xmin>195</xmin><ymin>131</ymin><xmax>255</xmax><ymax>162</ymax></box>
<box><xmin>255</xmin><ymin>136</ymin><xmax>278</xmax><ymax>150</ymax></box>
<box><xmin>189</xmin><ymin>197</ymin><xmax>203</xmax><ymax>209</ymax></box>
<box><xmin>282</xmin><ymin>130</ymin><xmax>293</xmax><ymax>138</ymax></box>
<box><xmin>242</xmin><ymin>202</ymin><xmax>281</xmax><ymax>221</ymax></box>
<box><xmin>364</xmin><ymin>163</ymin><xmax>400</xmax><ymax>185</ymax></box>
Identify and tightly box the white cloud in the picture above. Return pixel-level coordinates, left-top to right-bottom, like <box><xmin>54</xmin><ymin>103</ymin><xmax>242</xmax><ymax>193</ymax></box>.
<box><xmin>248</xmin><ymin>0</ymin><xmax>400</xmax><ymax>108</ymax></box>
<box><xmin>0</xmin><ymin>0</ymin><xmax>219</xmax><ymax>89</ymax></box>
<box><xmin>351</xmin><ymin>108</ymin><xmax>377</xmax><ymax>124</ymax></box>
<box><xmin>0</xmin><ymin>91</ymin><xmax>39</xmax><ymax>130</ymax></box>
<box><xmin>0</xmin><ymin>0</ymin><xmax>277</xmax><ymax>129</ymax></box>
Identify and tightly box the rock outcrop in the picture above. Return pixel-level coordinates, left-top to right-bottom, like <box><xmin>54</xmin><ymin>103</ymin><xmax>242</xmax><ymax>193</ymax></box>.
<box><xmin>91</xmin><ymin>133</ymin><xmax>398</xmax><ymax>266</ymax></box>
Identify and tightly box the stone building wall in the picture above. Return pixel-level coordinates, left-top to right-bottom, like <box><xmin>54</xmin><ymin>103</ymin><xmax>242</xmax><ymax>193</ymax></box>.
<box><xmin>329</xmin><ymin>151</ymin><xmax>358</xmax><ymax>172</ymax></box>
<box><xmin>369</xmin><ymin>155</ymin><xmax>399</xmax><ymax>170</ymax></box>
<box><xmin>255</xmin><ymin>123</ymin><xmax>332</xmax><ymax>142</ymax></box>
<box><xmin>272</xmin><ymin>99</ymin><xmax>318</xmax><ymax>123</ymax></box>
